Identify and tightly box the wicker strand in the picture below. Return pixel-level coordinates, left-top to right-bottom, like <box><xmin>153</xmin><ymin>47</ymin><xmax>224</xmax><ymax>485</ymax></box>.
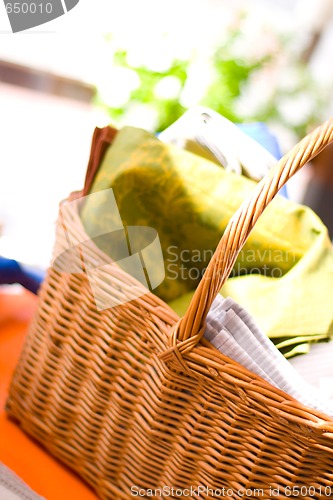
<box><xmin>177</xmin><ymin>117</ymin><xmax>333</xmax><ymax>344</ymax></box>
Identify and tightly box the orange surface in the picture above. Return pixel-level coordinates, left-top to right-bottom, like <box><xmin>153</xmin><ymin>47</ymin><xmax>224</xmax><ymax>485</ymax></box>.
<box><xmin>0</xmin><ymin>288</ymin><xmax>98</xmax><ymax>500</ymax></box>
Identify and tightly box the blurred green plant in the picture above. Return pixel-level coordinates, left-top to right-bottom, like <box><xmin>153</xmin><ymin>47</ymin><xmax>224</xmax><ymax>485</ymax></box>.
<box><xmin>96</xmin><ymin>49</ymin><xmax>190</xmax><ymax>133</ymax></box>
<box><xmin>97</xmin><ymin>22</ymin><xmax>330</xmax><ymax>140</ymax></box>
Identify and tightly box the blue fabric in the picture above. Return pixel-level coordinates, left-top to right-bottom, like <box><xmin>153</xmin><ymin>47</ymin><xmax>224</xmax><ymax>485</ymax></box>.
<box><xmin>0</xmin><ymin>256</ymin><xmax>45</xmax><ymax>294</ymax></box>
<box><xmin>237</xmin><ymin>122</ymin><xmax>288</xmax><ymax>198</ymax></box>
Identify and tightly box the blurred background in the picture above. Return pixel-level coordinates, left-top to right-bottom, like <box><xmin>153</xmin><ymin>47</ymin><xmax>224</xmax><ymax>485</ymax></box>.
<box><xmin>0</xmin><ymin>0</ymin><xmax>333</xmax><ymax>270</ymax></box>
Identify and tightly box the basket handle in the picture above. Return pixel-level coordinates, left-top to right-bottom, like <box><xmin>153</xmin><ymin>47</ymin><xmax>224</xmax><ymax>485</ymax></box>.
<box><xmin>174</xmin><ymin>118</ymin><xmax>333</xmax><ymax>348</ymax></box>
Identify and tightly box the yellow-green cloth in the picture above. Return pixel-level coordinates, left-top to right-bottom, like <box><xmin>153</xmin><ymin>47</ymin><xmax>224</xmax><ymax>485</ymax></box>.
<box><xmin>81</xmin><ymin>126</ymin><xmax>333</xmax><ymax>357</ymax></box>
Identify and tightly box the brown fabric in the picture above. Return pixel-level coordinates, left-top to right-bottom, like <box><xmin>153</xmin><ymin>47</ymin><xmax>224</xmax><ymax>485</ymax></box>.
<box><xmin>83</xmin><ymin>126</ymin><xmax>118</xmax><ymax>196</ymax></box>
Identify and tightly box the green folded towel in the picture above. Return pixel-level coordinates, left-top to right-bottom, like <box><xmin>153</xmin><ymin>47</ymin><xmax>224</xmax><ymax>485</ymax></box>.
<box><xmin>81</xmin><ymin>126</ymin><xmax>333</xmax><ymax>357</ymax></box>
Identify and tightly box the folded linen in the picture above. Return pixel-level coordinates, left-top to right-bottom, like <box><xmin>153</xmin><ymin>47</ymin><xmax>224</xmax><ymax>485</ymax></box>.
<box><xmin>0</xmin><ymin>463</ymin><xmax>44</xmax><ymax>500</ymax></box>
<box><xmin>205</xmin><ymin>295</ymin><xmax>333</xmax><ymax>416</ymax></box>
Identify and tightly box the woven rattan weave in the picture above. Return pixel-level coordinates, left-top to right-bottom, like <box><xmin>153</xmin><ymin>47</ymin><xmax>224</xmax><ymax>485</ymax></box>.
<box><xmin>6</xmin><ymin>119</ymin><xmax>333</xmax><ymax>499</ymax></box>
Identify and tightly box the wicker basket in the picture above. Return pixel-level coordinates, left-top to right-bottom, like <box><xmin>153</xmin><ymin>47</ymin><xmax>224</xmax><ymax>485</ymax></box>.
<box><xmin>6</xmin><ymin>120</ymin><xmax>333</xmax><ymax>499</ymax></box>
